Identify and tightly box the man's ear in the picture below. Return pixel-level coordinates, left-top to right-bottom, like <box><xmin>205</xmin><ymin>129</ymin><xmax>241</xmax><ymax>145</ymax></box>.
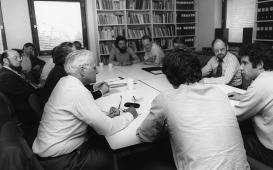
<box><xmin>79</xmin><ymin>66</ymin><xmax>86</xmax><ymax>77</ymax></box>
<box><xmin>257</xmin><ymin>61</ymin><xmax>264</xmax><ymax>70</ymax></box>
<box><xmin>2</xmin><ymin>58</ymin><xmax>9</xmax><ymax>66</ymax></box>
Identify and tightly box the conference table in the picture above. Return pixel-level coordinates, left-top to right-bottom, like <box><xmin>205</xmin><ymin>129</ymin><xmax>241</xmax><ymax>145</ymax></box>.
<box><xmin>95</xmin><ymin>63</ymin><xmax>246</xmax><ymax>169</ymax></box>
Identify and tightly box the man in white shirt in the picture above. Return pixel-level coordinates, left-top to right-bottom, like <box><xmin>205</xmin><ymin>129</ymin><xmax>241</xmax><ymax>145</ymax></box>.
<box><xmin>32</xmin><ymin>50</ymin><xmax>138</xmax><ymax>170</ymax></box>
<box><xmin>137</xmin><ymin>50</ymin><xmax>249</xmax><ymax>170</ymax></box>
<box><xmin>142</xmin><ymin>35</ymin><xmax>164</xmax><ymax>65</ymax></box>
<box><xmin>201</xmin><ymin>38</ymin><xmax>242</xmax><ymax>87</ymax></box>
<box><xmin>228</xmin><ymin>43</ymin><xmax>273</xmax><ymax>168</ymax></box>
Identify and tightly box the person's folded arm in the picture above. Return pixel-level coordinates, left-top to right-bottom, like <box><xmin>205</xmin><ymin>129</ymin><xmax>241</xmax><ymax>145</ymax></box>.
<box><xmin>201</xmin><ymin>58</ymin><xmax>213</xmax><ymax>77</ymax></box>
<box><xmin>234</xmin><ymin>85</ymin><xmax>264</xmax><ymax>121</ymax></box>
<box><xmin>203</xmin><ymin>56</ymin><xmax>240</xmax><ymax>84</ymax></box>
<box><xmin>74</xmin><ymin>91</ymin><xmax>134</xmax><ymax>136</ymax></box>
<box><xmin>136</xmin><ymin>94</ymin><xmax>166</xmax><ymax>142</ymax></box>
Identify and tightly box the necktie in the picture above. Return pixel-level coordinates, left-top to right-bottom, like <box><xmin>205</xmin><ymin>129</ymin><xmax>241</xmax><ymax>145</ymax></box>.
<box><xmin>215</xmin><ymin>58</ymin><xmax>223</xmax><ymax>77</ymax></box>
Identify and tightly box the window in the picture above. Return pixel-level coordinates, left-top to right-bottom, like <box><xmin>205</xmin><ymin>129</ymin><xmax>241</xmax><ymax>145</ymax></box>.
<box><xmin>226</xmin><ymin>0</ymin><xmax>255</xmax><ymax>43</ymax></box>
<box><xmin>28</xmin><ymin>0</ymin><xmax>88</xmax><ymax>55</ymax></box>
<box><xmin>0</xmin><ymin>2</ymin><xmax>7</xmax><ymax>53</ymax></box>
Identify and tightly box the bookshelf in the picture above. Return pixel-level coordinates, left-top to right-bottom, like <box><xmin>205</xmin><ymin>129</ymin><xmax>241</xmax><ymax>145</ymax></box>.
<box><xmin>96</xmin><ymin>0</ymin><xmax>197</xmax><ymax>64</ymax></box>
<box><xmin>254</xmin><ymin>0</ymin><xmax>273</xmax><ymax>47</ymax></box>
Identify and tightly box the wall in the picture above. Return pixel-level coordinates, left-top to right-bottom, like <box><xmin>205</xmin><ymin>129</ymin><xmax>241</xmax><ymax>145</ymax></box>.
<box><xmin>1</xmin><ymin>0</ymin><xmax>32</xmax><ymax>49</ymax></box>
<box><xmin>196</xmin><ymin>0</ymin><xmax>222</xmax><ymax>51</ymax></box>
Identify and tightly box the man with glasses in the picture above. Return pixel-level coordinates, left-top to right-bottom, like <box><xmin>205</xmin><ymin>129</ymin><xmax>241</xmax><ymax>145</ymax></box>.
<box><xmin>201</xmin><ymin>38</ymin><xmax>242</xmax><ymax>88</ymax></box>
<box><xmin>142</xmin><ymin>35</ymin><xmax>164</xmax><ymax>65</ymax></box>
<box><xmin>0</xmin><ymin>50</ymin><xmax>40</xmax><ymax>146</ymax></box>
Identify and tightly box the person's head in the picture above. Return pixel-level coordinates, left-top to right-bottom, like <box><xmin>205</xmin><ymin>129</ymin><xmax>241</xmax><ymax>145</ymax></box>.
<box><xmin>53</xmin><ymin>42</ymin><xmax>75</xmax><ymax>66</ymax></box>
<box><xmin>239</xmin><ymin>43</ymin><xmax>273</xmax><ymax>80</ymax></box>
<box><xmin>64</xmin><ymin>50</ymin><xmax>97</xmax><ymax>85</ymax></box>
<box><xmin>142</xmin><ymin>35</ymin><xmax>153</xmax><ymax>52</ymax></box>
<box><xmin>173</xmin><ymin>37</ymin><xmax>186</xmax><ymax>50</ymax></box>
<box><xmin>23</xmin><ymin>43</ymin><xmax>35</xmax><ymax>56</ymax></box>
<box><xmin>211</xmin><ymin>38</ymin><xmax>228</xmax><ymax>60</ymax></box>
<box><xmin>0</xmin><ymin>50</ymin><xmax>22</xmax><ymax>72</ymax></box>
<box><xmin>73</xmin><ymin>41</ymin><xmax>83</xmax><ymax>50</ymax></box>
<box><xmin>115</xmin><ymin>36</ymin><xmax>127</xmax><ymax>54</ymax></box>
<box><xmin>162</xmin><ymin>51</ymin><xmax>202</xmax><ymax>88</ymax></box>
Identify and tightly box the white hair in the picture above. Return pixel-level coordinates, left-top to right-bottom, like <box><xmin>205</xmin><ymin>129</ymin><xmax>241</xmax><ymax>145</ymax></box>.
<box><xmin>64</xmin><ymin>50</ymin><xmax>95</xmax><ymax>75</ymax></box>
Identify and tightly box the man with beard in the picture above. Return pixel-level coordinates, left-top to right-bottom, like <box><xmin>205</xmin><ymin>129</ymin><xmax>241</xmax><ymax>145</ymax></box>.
<box><xmin>109</xmin><ymin>35</ymin><xmax>139</xmax><ymax>66</ymax></box>
<box><xmin>201</xmin><ymin>38</ymin><xmax>242</xmax><ymax>88</ymax></box>
<box><xmin>0</xmin><ymin>50</ymin><xmax>40</xmax><ymax>146</ymax></box>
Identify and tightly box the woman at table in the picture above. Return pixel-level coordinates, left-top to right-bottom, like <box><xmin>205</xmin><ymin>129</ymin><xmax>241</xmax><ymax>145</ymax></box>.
<box><xmin>109</xmin><ymin>36</ymin><xmax>140</xmax><ymax>66</ymax></box>
<box><xmin>137</xmin><ymin>51</ymin><xmax>250</xmax><ymax>170</ymax></box>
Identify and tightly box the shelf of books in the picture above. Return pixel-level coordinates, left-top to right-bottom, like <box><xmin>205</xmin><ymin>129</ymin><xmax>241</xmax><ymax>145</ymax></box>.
<box><xmin>254</xmin><ymin>0</ymin><xmax>273</xmax><ymax>47</ymax></box>
<box><xmin>96</xmin><ymin>0</ymin><xmax>197</xmax><ymax>63</ymax></box>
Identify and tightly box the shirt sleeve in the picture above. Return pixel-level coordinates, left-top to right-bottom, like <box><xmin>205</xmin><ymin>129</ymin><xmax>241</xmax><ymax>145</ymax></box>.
<box><xmin>136</xmin><ymin>94</ymin><xmax>167</xmax><ymax>142</ymax></box>
<box><xmin>73</xmin><ymin>89</ymin><xmax>134</xmax><ymax>136</ymax></box>
<box><xmin>202</xmin><ymin>57</ymin><xmax>214</xmax><ymax>77</ymax></box>
<box><xmin>234</xmin><ymin>83</ymin><xmax>265</xmax><ymax>121</ymax></box>
<box><xmin>203</xmin><ymin>54</ymin><xmax>240</xmax><ymax>84</ymax></box>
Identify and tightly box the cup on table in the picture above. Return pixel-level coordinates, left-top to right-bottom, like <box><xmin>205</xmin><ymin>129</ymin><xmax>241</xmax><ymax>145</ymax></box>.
<box><xmin>127</xmin><ymin>78</ymin><xmax>134</xmax><ymax>90</ymax></box>
<box><xmin>99</xmin><ymin>62</ymin><xmax>104</xmax><ymax>70</ymax></box>
<box><xmin>108</xmin><ymin>63</ymin><xmax>113</xmax><ymax>70</ymax></box>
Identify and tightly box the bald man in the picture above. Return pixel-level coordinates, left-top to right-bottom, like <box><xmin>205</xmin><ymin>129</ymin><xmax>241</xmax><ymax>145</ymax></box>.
<box><xmin>201</xmin><ymin>38</ymin><xmax>242</xmax><ymax>87</ymax></box>
<box><xmin>0</xmin><ymin>50</ymin><xmax>39</xmax><ymax>146</ymax></box>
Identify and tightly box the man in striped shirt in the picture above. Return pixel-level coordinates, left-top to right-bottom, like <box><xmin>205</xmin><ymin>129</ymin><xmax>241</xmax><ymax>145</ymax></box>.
<box><xmin>201</xmin><ymin>38</ymin><xmax>242</xmax><ymax>88</ymax></box>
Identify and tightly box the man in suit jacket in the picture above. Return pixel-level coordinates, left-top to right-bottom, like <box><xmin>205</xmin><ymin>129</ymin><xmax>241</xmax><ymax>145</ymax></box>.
<box><xmin>0</xmin><ymin>50</ymin><xmax>39</xmax><ymax>146</ymax></box>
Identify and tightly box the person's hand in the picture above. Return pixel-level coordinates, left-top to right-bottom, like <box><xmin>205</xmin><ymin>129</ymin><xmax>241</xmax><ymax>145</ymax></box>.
<box><xmin>124</xmin><ymin>107</ymin><xmax>138</xmax><ymax>119</ymax></box>
<box><xmin>228</xmin><ymin>92</ymin><xmax>243</xmax><ymax>101</ymax></box>
<box><xmin>108</xmin><ymin>107</ymin><xmax>120</xmax><ymax>118</ymax></box>
<box><xmin>94</xmin><ymin>82</ymin><xmax>109</xmax><ymax>95</ymax></box>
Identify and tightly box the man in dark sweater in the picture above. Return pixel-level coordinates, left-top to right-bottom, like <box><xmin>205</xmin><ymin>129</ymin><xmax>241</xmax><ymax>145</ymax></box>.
<box><xmin>0</xmin><ymin>50</ymin><xmax>40</xmax><ymax>146</ymax></box>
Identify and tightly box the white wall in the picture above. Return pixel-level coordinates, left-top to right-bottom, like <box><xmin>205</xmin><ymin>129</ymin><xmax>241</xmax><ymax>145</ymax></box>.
<box><xmin>196</xmin><ymin>0</ymin><xmax>222</xmax><ymax>51</ymax></box>
<box><xmin>1</xmin><ymin>0</ymin><xmax>33</xmax><ymax>49</ymax></box>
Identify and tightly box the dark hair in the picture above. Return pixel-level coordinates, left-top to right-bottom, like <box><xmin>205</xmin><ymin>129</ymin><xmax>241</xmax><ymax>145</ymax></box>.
<box><xmin>0</xmin><ymin>51</ymin><xmax>8</xmax><ymax>65</ymax></box>
<box><xmin>239</xmin><ymin>43</ymin><xmax>273</xmax><ymax>70</ymax></box>
<box><xmin>141</xmin><ymin>35</ymin><xmax>152</xmax><ymax>41</ymax></box>
<box><xmin>162</xmin><ymin>51</ymin><xmax>202</xmax><ymax>86</ymax></box>
<box><xmin>211</xmin><ymin>38</ymin><xmax>228</xmax><ymax>48</ymax></box>
<box><xmin>53</xmin><ymin>42</ymin><xmax>74</xmax><ymax>65</ymax></box>
<box><xmin>73</xmin><ymin>41</ymin><xmax>82</xmax><ymax>50</ymax></box>
<box><xmin>12</xmin><ymin>49</ymin><xmax>23</xmax><ymax>56</ymax></box>
<box><xmin>23</xmin><ymin>42</ymin><xmax>34</xmax><ymax>49</ymax></box>
<box><xmin>114</xmin><ymin>36</ymin><xmax>127</xmax><ymax>48</ymax></box>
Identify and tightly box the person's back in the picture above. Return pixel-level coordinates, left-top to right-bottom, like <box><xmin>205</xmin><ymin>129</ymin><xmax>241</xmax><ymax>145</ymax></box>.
<box><xmin>161</xmin><ymin>84</ymin><xmax>249</xmax><ymax>169</ymax></box>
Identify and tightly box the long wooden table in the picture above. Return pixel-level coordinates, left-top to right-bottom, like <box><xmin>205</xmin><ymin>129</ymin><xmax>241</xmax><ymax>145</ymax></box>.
<box><xmin>96</xmin><ymin>63</ymin><xmax>246</xmax><ymax>150</ymax></box>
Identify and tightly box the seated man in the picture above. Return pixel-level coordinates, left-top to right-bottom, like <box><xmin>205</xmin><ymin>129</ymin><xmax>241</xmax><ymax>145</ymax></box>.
<box><xmin>109</xmin><ymin>35</ymin><xmax>139</xmax><ymax>66</ymax></box>
<box><xmin>201</xmin><ymin>38</ymin><xmax>242</xmax><ymax>87</ymax></box>
<box><xmin>40</xmin><ymin>42</ymin><xmax>108</xmax><ymax>106</ymax></box>
<box><xmin>142</xmin><ymin>35</ymin><xmax>164</xmax><ymax>65</ymax></box>
<box><xmin>228</xmin><ymin>43</ymin><xmax>273</xmax><ymax>168</ymax></box>
<box><xmin>32</xmin><ymin>50</ymin><xmax>138</xmax><ymax>170</ymax></box>
<box><xmin>0</xmin><ymin>50</ymin><xmax>40</xmax><ymax>146</ymax></box>
<box><xmin>21</xmin><ymin>43</ymin><xmax>45</xmax><ymax>84</ymax></box>
<box><xmin>137</xmin><ymin>51</ymin><xmax>249</xmax><ymax>169</ymax></box>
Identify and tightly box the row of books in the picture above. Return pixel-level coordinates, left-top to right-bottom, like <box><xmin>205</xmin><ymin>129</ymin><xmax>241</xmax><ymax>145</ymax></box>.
<box><xmin>153</xmin><ymin>26</ymin><xmax>175</xmax><ymax>37</ymax></box>
<box><xmin>96</xmin><ymin>0</ymin><xmax>126</xmax><ymax>10</ymax></box>
<box><xmin>127</xmin><ymin>27</ymin><xmax>152</xmax><ymax>39</ymax></box>
<box><xmin>99</xmin><ymin>42</ymin><xmax>114</xmax><ymax>54</ymax></box>
<box><xmin>97</xmin><ymin>13</ymin><xmax>125</xmax><ymax>25</ymax></box>
<box><xmin>184</xmin><ymin>37</ymin><xmax>194</xmax><ymax>47</ymax></box>
<box><xmin>257</xmin><ymin>3</ymin><xmax>273</xmax><ymax>20</ymax></box>
<box><xmin>127</xmin><ymin>13</ymin><xmax>150</xmax><ymax>24</ymax></box>
<box><xmin>126</xmin><ymin>0</ymin><xmax>150</xmax><ymax>9</ymax></box>
<box><xmin>176</xmin><ymin>0</ymin><xmax>194</xmax><ymax>10</ymax></box>
<box><xmin>152</xmin><ymin>0</ymin><xmax>173</xmax><ymax>10</ymax></box>
<box><xmin>153</xmin><ymin>12</ymin><xmax>174</xmax><ymax>23</ymax></box>
<box><xmin>256</xmin><ymin>24</ymin><xmax>273</xmax><ymax>39</ymax></box>
<box><xmin>177</xmin><ymin>25</ymin><xmax>195</xmax><ymax>35</ymax></box>
<box><xmin>154</xmin><ymin>38</ymin><xmax>174</xmax><ymax>49</ymax></box>
<box><xmin>99</xmin><ymin>27</ymin><xmax>125</xmax><ymax>40</ymax></box>
<box><xmin>177</xmin><ymin>12</ymin><xmax>195</xmax><ymax>23</ymax></box>
<box><xmin>128</xmin><ymin>40</ymin><xmax>144</xmax><ymax>52</ymax></box>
